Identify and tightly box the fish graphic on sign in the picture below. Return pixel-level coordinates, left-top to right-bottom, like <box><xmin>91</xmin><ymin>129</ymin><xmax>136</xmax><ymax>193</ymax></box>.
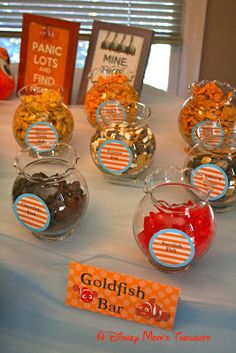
<box><xmin>136</xmin><ymin>298</ymin><xmax>170</xmax><ymax>322</ymax></box>
<box><xmin>73</xmin><ymin>285</ymin><xmax>98</xmax><ymax>303</ymax></box>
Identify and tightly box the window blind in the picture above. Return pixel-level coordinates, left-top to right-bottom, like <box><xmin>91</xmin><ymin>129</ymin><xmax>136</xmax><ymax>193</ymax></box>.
<box><xmin>0</xmin><ymin>0</ymin><xmax>184</xmax><ymax>44</ymax></box>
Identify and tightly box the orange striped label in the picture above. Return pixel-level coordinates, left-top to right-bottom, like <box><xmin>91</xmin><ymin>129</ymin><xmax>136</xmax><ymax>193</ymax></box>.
<box><xmin>191</xmin><ymin>164</ymin><xmax>228</xmax><ymax>200</ymax></box>
<box><xmin>96</xmin><ymin>100</ymin><xmax>126</xmax><ymax>125</ymax></box>
<box><xmin>98</xmin><ymin>140</ymin><xmax>132</xmax><ymax>174</ymax></box>
<box><xmin>192</xmin><ymin>121</ymin><xmax>224</xmax><ymax>146</ymax></box>
<box><xmin>149</xmin><ymin>229</ymin><xmax>194</xmax><ymax>268</ymax></box>
<box><xmin>25</xmin><ymin>122</ymin><xmax>58</xmax><ymax>152</ymax></box>
<box><xmin>13</xmin><ymin>193</ymin><xmax>50</xmax><ymax>232</ymax></box>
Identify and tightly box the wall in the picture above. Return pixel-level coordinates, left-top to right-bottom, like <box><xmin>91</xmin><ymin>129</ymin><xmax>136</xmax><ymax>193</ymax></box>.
<box><xmin>173</xmin><ymin>0</ymin><xmax>208</xmax><ymax>98</ymax></box>
<box><xmin>199</xmin><ymin>0</ymin><xmax>236</xmax><ymax>87</ymax></box>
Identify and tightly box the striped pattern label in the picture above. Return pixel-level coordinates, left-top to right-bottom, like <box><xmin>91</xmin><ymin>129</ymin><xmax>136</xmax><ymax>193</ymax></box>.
<box><xmin>192</xmin><ymin>121</ymin><xmax>224</xmax><ymax>146</ymax></box>
<box><xmin>98</xmin><ymin>140</ymin><xmax>132</xmax><ymax>174</ymax></box>
<box><xmin>191</xmin><ymin>164</ymin><xmax>228</xmax><ymax>200</ymax></box>
<box><xmin>25</xmin><ymin>122</ymin><xmax>58</xmax><ymax>152</ymax></box>
<box><xmin>149</xmin><ymin>229</ymin><xmax>194</xmax><ymax>268</ymax></box>
<box><xmin>13</xmin><ymin>194</ymin><xmax>50</xmax><ymax>232</ymax></box>
<box><xmin>96</xmin><ymin>100</ymin><xmax>126</xmax><ymax>125</ymax></box>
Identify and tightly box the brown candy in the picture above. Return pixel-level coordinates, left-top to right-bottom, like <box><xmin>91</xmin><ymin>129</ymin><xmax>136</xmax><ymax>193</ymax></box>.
<box><xmin>12</xmin><ymin>173</ymin><xmax>88</xmax><ymax>235</ymax></box>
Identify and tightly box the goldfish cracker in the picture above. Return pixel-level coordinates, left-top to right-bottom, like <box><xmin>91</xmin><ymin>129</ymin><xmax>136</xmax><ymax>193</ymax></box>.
<box><xmin>179</xmin><ymin>80</ymin><xmax>236</xmax><ymax>146</ymax></box>
<box><xmin>85</xmin><ymin>73</ymin><xmax>139</xmax><ymax>127</ymax></box>
<box><xmin>13</xmin><ymin>86</ymin><xmax>74</xmax><ymax>148</ymax></box>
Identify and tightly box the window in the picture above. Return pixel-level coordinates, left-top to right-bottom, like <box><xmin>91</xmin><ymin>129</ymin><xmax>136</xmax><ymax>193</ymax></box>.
<box><xmin>0</xmin><ymin>37</ymin><xmax>89</xmax><ymax>68</ymax></box>
<box><xmin>0</xmin><ymin>1</ymin><xmax>184</xmax><ymax>91</ymax></box>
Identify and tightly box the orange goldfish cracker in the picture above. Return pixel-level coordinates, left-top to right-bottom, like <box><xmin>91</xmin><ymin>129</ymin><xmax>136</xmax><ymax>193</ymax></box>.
<box><xmin>85</xmin><ymin>73</ymin><xmax>139</xmax><ymax>127</ymax></box>
<box><xmin>13</xmin><ymin>92</ymin><xmax>74</xmax><ymax>148</ymax></box>
<box><xmin>179</xmin><ymin>81</ymin><xmax>236</xmax><ymax>144</ymax></box>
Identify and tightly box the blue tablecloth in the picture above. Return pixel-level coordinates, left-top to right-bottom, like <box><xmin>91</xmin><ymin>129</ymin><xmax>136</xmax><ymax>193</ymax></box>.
<box><xmin>1</xmin><ymin>86</ymin><xmax>236</xmax><ymax>352</ymax></box>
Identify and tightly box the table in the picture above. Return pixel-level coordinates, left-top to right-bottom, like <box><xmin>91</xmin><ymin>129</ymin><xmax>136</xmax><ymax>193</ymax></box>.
<box><xmin>1</xmin><ymin>84</ymin><xmax>236</xmax><ymax>353</ymax></box>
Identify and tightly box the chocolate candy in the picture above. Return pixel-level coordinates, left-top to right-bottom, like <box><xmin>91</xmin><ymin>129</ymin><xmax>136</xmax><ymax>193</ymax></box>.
<box><xmin>12</xmin><ymin>172</ymin><xmax>88</xmax><ymax>237</ymax></box>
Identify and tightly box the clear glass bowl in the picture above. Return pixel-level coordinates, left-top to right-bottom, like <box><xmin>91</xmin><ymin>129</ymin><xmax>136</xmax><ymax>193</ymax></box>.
<box><xmin>13</xmin><ymin>84</ymin><xmax>74</xmax><ymax>150</ymax></box>
<box><xmin>84</xmin><ymin>66</ymin><xmax>139</xmax><ymax>127</ymax></box>
<box><xmin>178</xmin><ymin>80</ymin><xmax>236</xmax><ymax>147</ymax></box>
<box><xmin>90</xmin><ymin>101</ymin><xmax>156</xmax><ymax>178</ymax></box>
<box><xmin>12</xmin><ymin>143</ymin><xmax>89</xmax><ymax>241</ymax></box>
<box><xmin>133</xmin><ymin>167</ymin><xmax>215</xmax><ymax>273</ymax></box>
<box><xmin>184</xmin><ymin>121</ymin><xmax>236</xmax><ymax>212</ymax></box>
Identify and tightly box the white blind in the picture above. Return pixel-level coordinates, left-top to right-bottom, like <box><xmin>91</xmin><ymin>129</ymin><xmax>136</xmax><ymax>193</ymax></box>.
<box><xmin>0</xmin><ymin>0</ymin><xmax>184</xmax><ymax>43</ymax></box>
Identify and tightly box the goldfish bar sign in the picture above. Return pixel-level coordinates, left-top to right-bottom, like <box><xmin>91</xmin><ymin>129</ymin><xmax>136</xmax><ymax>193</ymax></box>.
<box><xmin>66</xmin><ymin>262</ymin><xmax>180</xmax><ymax>330</ymax></box>
<box><xmin>18</xmin><ymin>14</ymin><xmax>80</xmax><ymax>104</ymax></box>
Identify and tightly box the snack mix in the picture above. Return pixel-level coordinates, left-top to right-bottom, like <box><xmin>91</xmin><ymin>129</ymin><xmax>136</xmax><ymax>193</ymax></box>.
<box><xmin>13</xmin><ymin>86</ymin><xmax>74</xmax><ymax>148</ymax></box>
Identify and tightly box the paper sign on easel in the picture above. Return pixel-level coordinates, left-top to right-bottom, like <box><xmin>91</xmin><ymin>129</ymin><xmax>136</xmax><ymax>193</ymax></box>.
<box><xmin>18</xmin><ymin>14</ymin><xmax>79</xmax><ymax>104</ymax></box>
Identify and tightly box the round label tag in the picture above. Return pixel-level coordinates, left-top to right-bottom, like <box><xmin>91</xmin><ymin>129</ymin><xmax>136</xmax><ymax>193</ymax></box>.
<box><xmin>191</xmin><ymin>164</ymin><xmax>228</xmax><ymax>201</ymax></box>
<box><xmin>13</xmin><ymin>193</ymin><xmax>50</xmax><ymax>232</ymax></box>
<box><xmin>149</xmin><ymin>229</ymin><xmax>195</xmax><ymax>268</ymax></box>
<box><xmin>25</xmin><ymin>122</ymin><xmax>58</xmax><ymax>152</ymax></box>
<box><xmin>192</xmin><ymin>121</ymin><xmax>224</xmax><ymax>146</ymax></box>
<box><xmin>96</xmin><ymin>100</ymin><xmax>126</xmax><ymax>126</ymax></box>
<box><xmin>97</xmin><ymin>139</ymin><xmax>132</xmax><ymax>174</ymax></box>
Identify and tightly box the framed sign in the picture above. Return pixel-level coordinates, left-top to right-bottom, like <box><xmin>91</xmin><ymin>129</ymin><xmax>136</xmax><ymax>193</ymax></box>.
<box><xmin>17</xmin><ymin>14</ymin><xmax>80</xmax><ymax>104</ymax></box>
<box><xmin>77</xmin><ymin>20</ymin><xmax>154</xmax><ymax>104</ymax></box>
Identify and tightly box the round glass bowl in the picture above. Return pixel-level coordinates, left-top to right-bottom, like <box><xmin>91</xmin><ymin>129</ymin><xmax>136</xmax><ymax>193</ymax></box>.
<box><xmin>133</xmin><ymin>167</ymin><xmax>215</xmax><ymax>273</ymax></box>
<box><xmin>90</xmin><ymin>101</ymin><xmax>156</xmax><ymax>178</ymax></box>
<box><xmin>178</xmin><ymin>80</ymin><xmax>236</xmax><ymax>147</ymax></box>
<box><xmin>13</xmin><ymin>84</ymin><xmax>74</xmax><ymax>149</ymax></box>
<box><xmin>12</xmin><ymin>143</ymin><xmax>89</xmax><ymax>241</ymax></box>
<box><xmin>84</xmin><ymin>66</ymin><xmax>139</xmax><ymax>127</ymax></box>
<box><xmin>184</xmin><ymin>121</ymin><xmax>236</xmax><ymax>212</ymax></box>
